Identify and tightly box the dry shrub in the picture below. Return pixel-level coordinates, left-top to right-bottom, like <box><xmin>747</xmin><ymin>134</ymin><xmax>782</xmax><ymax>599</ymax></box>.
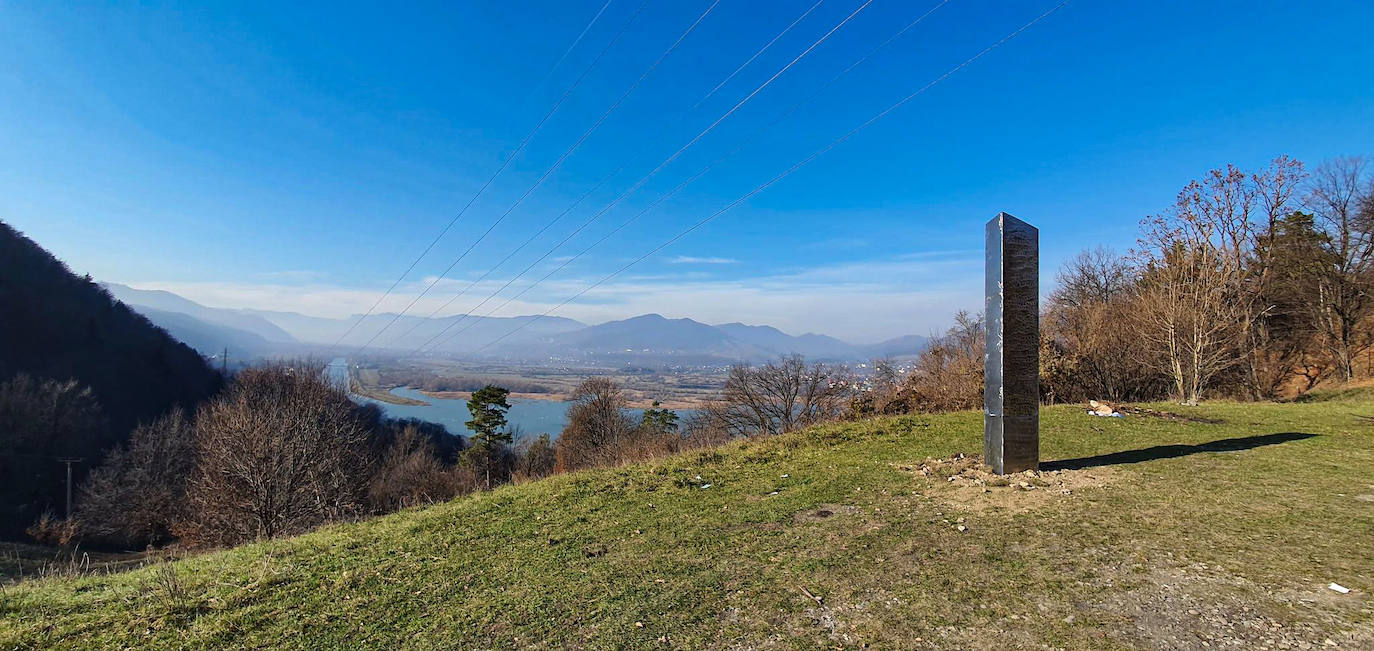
<box><xmin>177</xmin><ymin>361</ymin><xmax>372</xmax><ymax>547</ymax></box>
<box><xmin>679</xmin><ymin>411</ymin><xmax>734</xmax><ymax>449</ymax></box>
<box><xmin>367</xmin><ymin>424</ymin><xmax>460</xmax><ymax>511</ymax></box>
<box><xmin>25</xmin><ymin>511</ymin><xmax>77</xmax><ymax>547</ymax></box>
<box><xmin>555</xmin><ymin>379</ymin><xmax>685</xmax><ymax>472</ymax></box>
<box><xmin>75</xmin><ymin>409</ymin><xmax>194</xmax><ymax>547</ymax></box>
<box><xmin>448</xmin><ymin>464</ymin><xmax>481</xmax><ymax>496</ymax></box>
<box><xmin>512</xmin><ymin>434</ymin><xmax>556</xmax><ymax>482</ymax></box>
<box><xmin>898</xmin><ymin>312</ymin><xmax>985</xmax><ymax>413</ymax></box>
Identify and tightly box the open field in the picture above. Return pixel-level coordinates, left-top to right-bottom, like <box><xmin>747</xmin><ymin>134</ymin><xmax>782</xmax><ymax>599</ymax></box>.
<box><xmin>2</xmin><ymin>393</ymin><xmax>1372</xmax><ymax>648</ymax></box>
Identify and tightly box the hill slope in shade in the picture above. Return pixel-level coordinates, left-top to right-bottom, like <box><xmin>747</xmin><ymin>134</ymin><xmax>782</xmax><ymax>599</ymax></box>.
<box><xmin>0</xmin><ymin>222</ymin><xmax>221</xmax><ymax>537</ymax></box>
<box><xmin>4</xmin><ymin>396</ymin><xmax>1371</xmax><ymax>647</ymax></box>
<box><xmin>102</xmin><ymin>283</ymin><xmax>296</xmax><ymax>344</ymax></box>
<box><xmin>133</xmin><ymin>307</ymin><xmax>279</xmax><ymax>360</ymax></box>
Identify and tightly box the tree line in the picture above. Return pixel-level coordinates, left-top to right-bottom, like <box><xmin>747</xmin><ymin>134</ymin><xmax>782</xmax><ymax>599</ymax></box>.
<box><xmin>852</xmin><ymin>155</ymin><xmax>1374</xmax><ymax>412</ymax></box>
<box><xmin>24</xmin><ymin>361</ymin><xmax>480</xmax><ymax>548</ymax></box>
<box><xmin>1045</xmin><ymin>155</ymin><xmax>1373</xmax><ymax>405</ymax></box>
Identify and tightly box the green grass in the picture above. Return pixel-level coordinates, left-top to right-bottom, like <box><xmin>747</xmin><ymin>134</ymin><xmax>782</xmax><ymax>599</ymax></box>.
<box><xmin>3</xmin><ymin>399</ymin><xmax>1372</xmax><ymax>648</ymax></box>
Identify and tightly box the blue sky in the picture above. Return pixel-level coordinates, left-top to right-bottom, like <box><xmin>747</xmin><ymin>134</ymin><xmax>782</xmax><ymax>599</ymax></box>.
<box><xmin>3</xmin><ymin>0</ymin><xmax>1372</xmax><ymax>343</ymax></box>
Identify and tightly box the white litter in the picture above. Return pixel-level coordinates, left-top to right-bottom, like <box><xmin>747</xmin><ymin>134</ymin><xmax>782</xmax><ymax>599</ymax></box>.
<box><xmin>1328</xmin><ymin>583</ymin><xmax>1351</xmax><ymax>594</ymax></box>
<box><xmin>780</xmin><ymin>474</ymin><xmax>789</xmax><ymax>479</ymax></box>
<box><xmin>700</xmin><ymin>483</ymin><xmax>712</xmax><ymax>490</ymax></box>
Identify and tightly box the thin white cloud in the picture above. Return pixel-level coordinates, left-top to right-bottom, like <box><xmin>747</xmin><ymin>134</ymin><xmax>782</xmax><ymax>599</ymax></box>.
<box><xmin>668</xmin><ymin>255</ymin><xmax>739</xmax><ymax>265</ymax></box>
<box><xmin>255</xmin><ymin>270</ymin><xmax>329</xmax><ymax>282</ymax></box>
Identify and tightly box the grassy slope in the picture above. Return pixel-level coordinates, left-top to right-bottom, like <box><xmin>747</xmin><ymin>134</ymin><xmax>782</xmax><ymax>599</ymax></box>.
<box><xmin>2</xmin><ymin>398</ymin><xmax>1372</xmax><ymax>649</ymax></box>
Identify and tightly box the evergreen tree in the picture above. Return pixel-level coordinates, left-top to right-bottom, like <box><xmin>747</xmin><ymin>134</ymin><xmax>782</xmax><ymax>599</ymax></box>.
<box><xmin>640</xmin><ymin>401</ymin><xmax>679</xmax><ymax>434</ymax></box>
<box><xmin>464</xmin><ymin>385</ymin><xmax>511</xmax><ymax>488</ymax></box>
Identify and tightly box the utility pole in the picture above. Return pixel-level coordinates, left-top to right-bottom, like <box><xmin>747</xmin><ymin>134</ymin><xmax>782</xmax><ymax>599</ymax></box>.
<box><xmin>221</xmin><ymin>346</ymin><xmax>229</xmax><ymax>375</ymax></box>
<box><xmin>57</xmin><ymin>457</ymin><xmax>83</xmax><ymax>519</ymax></box>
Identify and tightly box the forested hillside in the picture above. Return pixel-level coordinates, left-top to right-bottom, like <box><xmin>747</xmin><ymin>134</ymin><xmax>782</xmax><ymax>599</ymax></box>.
<box><xmin>0</xmin><ymin>221</ymin><xmax>221</xmax><ymax>538</ymax></box>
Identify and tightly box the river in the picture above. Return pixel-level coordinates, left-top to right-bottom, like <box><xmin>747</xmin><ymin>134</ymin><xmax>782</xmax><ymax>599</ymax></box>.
<box><xmin>328</xmin><ymin>359</ymin><xmax>692</xmax><ymax>440</ymax></box>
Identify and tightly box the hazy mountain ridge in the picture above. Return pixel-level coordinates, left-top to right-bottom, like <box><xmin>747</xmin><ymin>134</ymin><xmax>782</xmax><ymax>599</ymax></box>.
<box><xmin>247</xmin><ymin>311</ymin><xmax>588</xmax><ymax>354</ymax></box>
<box><xmin>134</xmin><ymin>307</ymin><xmax>280</xmax><ymax>360</ymax></box>
<box><xmin>102</xmin><ymin>283</ymin><xmax>295</xmax><ymax>343</ymax></box>
<box><xmin>108</xmin><ymin>287</ymin><xmax>927</xmax><ymax>363</ymax></box>
<box><xmin>507</xmin><ymin>313</ymin><xmax>928</xmax><ymax>363</ymax></box>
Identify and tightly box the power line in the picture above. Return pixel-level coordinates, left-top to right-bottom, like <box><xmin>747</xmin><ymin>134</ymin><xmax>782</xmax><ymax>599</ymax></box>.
<box><xmin>384</xmin><ymin>162</ymin><xmax>627</xmax><ymax>347</ymax></box>
<box><xmin>354</xmin><ymin>0</ymin><xmax>721</xmax><ymax>355</ymax></box>
<box><xmin>324</xmin><ymin>0</ymin><xmax>630</xmax><ymax>353</ymax></box>
<box><xmin>529</xmin><ymin>0</ymin><xmax>617</xmax><ymax>100</ymax></box>
<box><xmin>416</xmin><ymin>0</ymin><xmax>950</xmax><ymax>356</ymax></box>
<box><xmin>408</xmin><ymin>0</ymin><xmax>880</xmax><ymax>355</ymax></box>
<box><xmin>688</xmin><ymin>0</ymin><xmax>826</xmax><ymax>113</ymax></box>
<box><xmin>468</xmin><ymin>0</ymin><xmax>1073</xmax><ymax>356</ymax></box>
<box><xmin>389</xmin><ymin>0</ymin><xmax>832</xmax><ymax>351</ymax></box>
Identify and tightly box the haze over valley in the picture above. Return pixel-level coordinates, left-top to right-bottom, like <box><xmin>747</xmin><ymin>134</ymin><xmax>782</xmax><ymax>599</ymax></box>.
<box><xmin>102</xmin><ymin>282</ymin><xmax>928</xmax><ymax>366</ymax></box>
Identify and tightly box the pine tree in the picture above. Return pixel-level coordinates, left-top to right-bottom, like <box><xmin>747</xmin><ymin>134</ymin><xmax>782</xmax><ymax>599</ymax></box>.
<box><xmin>464</xmin><ymin>385</ymin><xmax>511</xmax><ymax>488</ymax></box>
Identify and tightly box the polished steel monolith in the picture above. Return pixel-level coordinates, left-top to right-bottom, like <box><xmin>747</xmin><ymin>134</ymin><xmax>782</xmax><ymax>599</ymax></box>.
<box><xmin>985</xmin><ymin>212</ymin><xmax>1039</xmax><ymax>474</ymax></box>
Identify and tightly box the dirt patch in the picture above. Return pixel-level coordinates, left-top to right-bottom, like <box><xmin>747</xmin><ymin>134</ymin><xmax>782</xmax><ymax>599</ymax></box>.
<box><xmin>793</xmin><ymin>504</ymin><xmax>860</xmax><ymax>524</ymax></box>
<box><xmin>893</xmin><ymin>453</ymin><xmax>1117</xmax><ymax>513</ymax></box>
<box><xmin>1100</xmin><ymin>562</ymin><xmax>1373</xmax><ymax>649</ymax></box>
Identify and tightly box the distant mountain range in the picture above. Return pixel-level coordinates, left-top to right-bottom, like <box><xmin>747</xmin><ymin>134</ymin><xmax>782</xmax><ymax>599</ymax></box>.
<box><xmin>516</xmin><ymin>314</ymin><xmax>925</xmax><ymax>364</ymax></box>
<box><xmin>102</xmin><ymin>284</ymin><xmax>928</xmax><ymax>364</ymax></box>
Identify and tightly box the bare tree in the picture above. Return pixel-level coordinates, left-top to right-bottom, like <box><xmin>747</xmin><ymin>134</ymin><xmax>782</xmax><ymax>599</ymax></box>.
<box><xmin>1304</xmin><ymin>157</ymin><xmax>1374</xmax><ymax>380</ymax></box>
<box><xmin>513</xmin><ymin>433</ymin><xmax>556</xmax><ymax>481</ymax></box>
<box><xmin>1134</xmin><ymin>169</ymin><xmax>1254</xmax><ymax>405</ymax></box>
<box><xmin>179</xmin><ymin>361</ymin><xmax>371</xmax><ymax>546</ymax></box>
<box><xmin>1045</xmin><ymin>250</ymin><xmax>1162</xmax><ymax>402</ymax></box>
<box><xmin>555</xmin><ymin>378</ymin><xmax>636</xmax><ymax>471</ymax></box>
<box><xmin>1052</xmin><ymin>246</ymin><xmax>1134</xmax><ymax>309</ymax></box>
<box><xmin>0</xmin><ymin>374</ymin><xmax>106</xmax><ymax>539</ymax></box>
<box><xmin>0</xmin><ymin>374</ymin><xmax>105</xmax><ymax>457</ymax></box>
<box><xmin>708</xmin><ymin>355</ymin><xmax>855</xmax><ymax>438</ymax></box>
